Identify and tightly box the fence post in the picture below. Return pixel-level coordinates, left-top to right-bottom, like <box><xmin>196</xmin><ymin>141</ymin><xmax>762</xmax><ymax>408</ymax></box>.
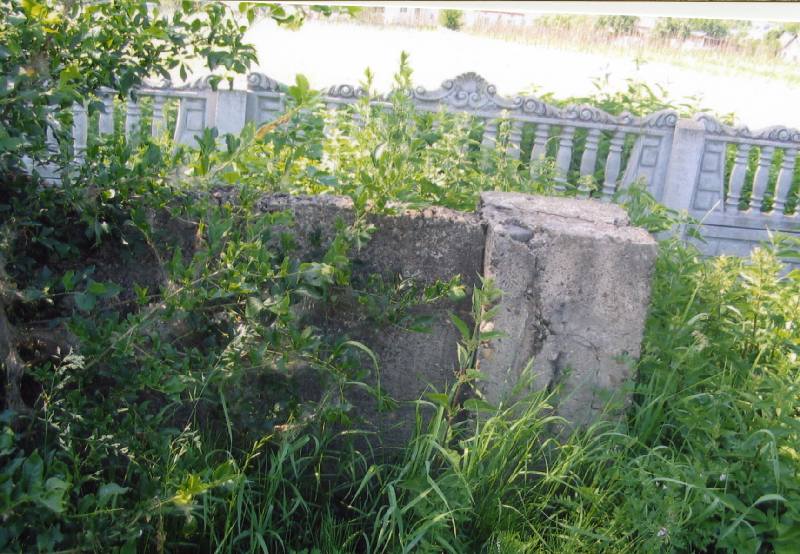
<box><xmin>661</xmin><ymin>118</ymin><xmax>706</xmax><ymax>227</ymax></box>
<box><xmin>212</xmin><ymin>89</ymin><xmax>248</xmax><ymax>137</ymax></box>
<box><xmin>72</xmin><ymin>103</ymin><xmax>88</xmax><ymax>162</ymax></box>
<box><xmin>174</xmin><ymin>88</ymin><xmax>248</xmax><ymax>147</ymax></box>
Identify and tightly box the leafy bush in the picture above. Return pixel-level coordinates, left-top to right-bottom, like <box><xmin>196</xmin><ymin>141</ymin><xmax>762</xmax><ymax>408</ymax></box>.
<box><xmin>0</xmin><ymin>0</ymin><xmax>259</xmax><ymax>176</ymax></box>
<box><xmin>439</xmin><ymin>9</ymin><xmax>464</xmax><ymax>31</ymax></box>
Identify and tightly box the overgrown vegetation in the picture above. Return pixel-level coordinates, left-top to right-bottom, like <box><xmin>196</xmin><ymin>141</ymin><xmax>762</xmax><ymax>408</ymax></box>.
<box><xmin>438</xmin><ymin>9</ymin><xmax>464</xmax><ymax>32</ymax></box>
<box><xmin>2</xmin><ymin>1</ymin><xmax>799</xmax><ymax>552</ymax></box>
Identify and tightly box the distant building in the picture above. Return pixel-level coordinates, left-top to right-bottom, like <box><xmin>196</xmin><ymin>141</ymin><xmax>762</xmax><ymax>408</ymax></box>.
<box><xmin>382</xmin><ymin>7</ymin><xmax>437</xmax><ymax>27</ymax></box>
<box><xmin>680</xmin><ymin>30</ymin><xmax>724</xmax><ymax>50</ymax></box>
<box><xmin>463</xmin><ymin>10</ymin><xmax>537</xmax><ymax>27</ymax></box>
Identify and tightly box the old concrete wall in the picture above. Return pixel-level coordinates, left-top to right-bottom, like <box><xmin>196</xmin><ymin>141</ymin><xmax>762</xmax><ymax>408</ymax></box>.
<box><xmin>248</xmin><ymin>192</ymin><xmax>657</xmax><ymax>449</ymax></box>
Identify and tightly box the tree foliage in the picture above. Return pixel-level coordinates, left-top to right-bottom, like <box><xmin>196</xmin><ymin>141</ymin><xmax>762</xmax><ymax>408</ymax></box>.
<box><xmin>0</xmin><ymin>0</ymin><xmax>259</xmax><ymax>174</ymax></box>
<box><xmin>653</xmin><ymin>17</ymin><xmax>734</xmax><ymax>40</ymax></box>
<box><xmin>596</xmin><ymin>15</ymin><xmax>639</xmax><ymax>35</ymax></box>
<box><xmin>0</xmin><ymin>0</ymin><xmax>354</xmax><ymax>176</ymax></box>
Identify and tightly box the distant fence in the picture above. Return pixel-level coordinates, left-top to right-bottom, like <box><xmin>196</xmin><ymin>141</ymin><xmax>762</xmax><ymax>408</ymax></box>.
<box><xmin>55</xmin><ymin>72</ymin><xmax>800</xmax><ymax>261</ymax></box>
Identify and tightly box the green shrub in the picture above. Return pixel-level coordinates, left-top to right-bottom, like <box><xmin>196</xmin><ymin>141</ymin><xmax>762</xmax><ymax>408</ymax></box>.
<box><xmin>439</xmin><ymin>9</ymin><xmax>464</xmax><ymax>31</ymax></box>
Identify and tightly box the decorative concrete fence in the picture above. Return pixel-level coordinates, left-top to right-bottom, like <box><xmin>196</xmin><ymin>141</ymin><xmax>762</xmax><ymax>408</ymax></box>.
<box><xmin>63</xmin><ymin>72</ymin><xmax>799</xmax><ymax>261</ymax></box>
<box><xmin>663</xmin><ymin>115</ymin><xmax>800</xmax><ymax>258</ymax></box>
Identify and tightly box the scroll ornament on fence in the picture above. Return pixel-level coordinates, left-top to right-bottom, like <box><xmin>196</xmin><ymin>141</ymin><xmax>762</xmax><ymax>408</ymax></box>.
<box><xmin>327</xmin><ymin>83</ymin><xmax>369</xmax><ymax>100</ymax></box>
<box><xmin>405</xmin><ymin>72</ymin><xmax>680</xmax><ymax>129</ymax></box>
<box><xmin>694</xmin><ymin>113</ymin><xmax>800</xmax><ymax>143</ymax></box>
<box><xmin>247</xmin><ymin>72</ymin><xmax>283</xmax><ymax>92</ymax></box>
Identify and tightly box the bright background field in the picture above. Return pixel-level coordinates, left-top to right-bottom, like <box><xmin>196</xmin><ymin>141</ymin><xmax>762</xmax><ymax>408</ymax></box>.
<box><xmin>246</xmin><ymin>17</ymin><xmax>800</xmax><ymax>129</ymax></box>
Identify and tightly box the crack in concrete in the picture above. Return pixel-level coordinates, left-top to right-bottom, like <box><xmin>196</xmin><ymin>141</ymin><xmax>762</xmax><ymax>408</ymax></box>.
<box><xmin>518</xmin><ymin>208</ymin><xmax>627</xmax><ymax>228</ymax></box>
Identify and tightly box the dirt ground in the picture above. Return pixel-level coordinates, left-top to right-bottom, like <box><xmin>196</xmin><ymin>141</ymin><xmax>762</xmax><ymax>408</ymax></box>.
<box><xmin>244</xmin><ymin>19</ymin><xmax>800</xmax><ymax>130</ymax></box>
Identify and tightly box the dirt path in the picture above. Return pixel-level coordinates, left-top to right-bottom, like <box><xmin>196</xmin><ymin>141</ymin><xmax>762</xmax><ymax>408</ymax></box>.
<box><xmin>245</xmin><ymin>19</ymin><xmax>800</xmax><ymax>130</ymax></box>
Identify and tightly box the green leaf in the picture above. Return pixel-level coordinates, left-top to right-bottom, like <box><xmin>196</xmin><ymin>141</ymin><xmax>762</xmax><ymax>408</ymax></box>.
<box><xmin>98</xmin><ymin>482</ymin><xmax>129</xmax><ymax>505</ymax></box>
<box><xmin>22</xmin><ymin>287</ymin><xmax>44</xmax><ymax>302</ymax></box>
<box><xmin>86</xmin><ymin>281</ymin><xmax>121</xmax><ymax>298</ymax></box>
<box><xmin>212</xmin><ymin>460</ymin><xmax>237</xmax><ymax>483</ymax></box>
<box><xmin>21</xmin><ymin>451</ymin><xmax>44</xmax><ymax>492</ymax></box>
<box><xmin>58</xmin><ymin>64</ymin><xmax>80</xmax><ymax>85</ymax></box>
<box><xmin>752</xmin><ymin>493</ymin><xmax>787</xmax><ymax>507</ymax></box>
<box><xmin>61</xmin><ymin>270</ymin><xmax>76</xmax><ymax>292</ymax></box>
<box><xmin>288</xmin><ymin>73</ymin><xmax>312</xmax><ymax>104</ymax></box>
<box><xmin>40</xmin><ymin>477</ymin><xmax>69</xmax><ymax>513</ymax></box>
<box><xmin>245</xmin><ymin>296</ymin><xmax>264</xmax><ymax>319</ymax></box>
<box><xmin>424</xmin><ymin>392</ymin><xmax>450</xmax><ymax>408</ymax></box>
<box><xmin>462</xmin><ymin>398</ymin><xmax>497</xmax><ymax>413</ymax></box>
<box><xmin>447</xmin><ymin>284</ymin><xmax>467</xmax><ymax>301</ymax></box>
<box><xmin>74</xmin><ymin>292</ymin><xmax>96</xmax><ymax>312</ymax></box>
<box><xmin>86</xmin><ymin>281</ymin><xmax>108</xmax><ymax>295</ymax></box>
<box><xmin>449</xmin><ymin>313</ymin><xmax>471</xmax><ymax>341</ymax></box>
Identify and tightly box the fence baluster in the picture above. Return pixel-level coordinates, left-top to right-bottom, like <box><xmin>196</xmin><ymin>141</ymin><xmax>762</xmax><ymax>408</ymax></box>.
<box><xmin>72</xmin><ymin>103</ymin><xmax>88</xmax><ymax>161</ymax></box>
<box><xmin>506</xmin><ymin>119</ymin><xmax>524</xmax><ymax>160</ymax></box>
<box><xmin>482</xmin><ymin>118</ymin><xmax>498</xmax><ymax>149</ymax></box>
<box><xmin>44</xmin><ymin>104</ymin><xmax>60</xmax><ymax>154</ymax></box>
<box><xmin>125</xmin><ymin>97</ymin><xmax>141</xmax><ymax>140</ymax></box>
<box><xmin>726</xmin><ymin>143</ymin><xmax>751</xmax><ymax>210</ymax></box>
<box><xmin>601</xmin><ymin>130</ymin><xmax>626</xmax><ymax>199</ymax></box>
<box><xmin>151</xmin><ymin>95</ymin><xmax>167</xmax><ymax>137</ymax></box>
<box><xmin>554</xmin><ymin>126</ymin><xmax>575</xmax><ymax>191</ymax></box>
<box><xmin>579</xmin><ymin>128</ymin><xmax>601</xmax><ymax>177</ymax></box>
<box><xmin>578</xmin><ymin>128</ymin><xmax>601</xmax><ymax>196</ymax></box>
<box><xmin>750</xmin><ymin>146</ymin><xmax>775</xmax><ymax>211</ymax></box>
<box><xmin>99</xmin><ymin>91</ymin><xmax>115</xmax><ymax>135</ymax></box>
<box><xmin>529</xmin><ymin>123</ymin><xmax>550</xmax><ymax>177</ymax></box>
<box><xmin>774</xmin><ymin>147</ymin><xmax>797</xmax><ymax>214</ymax></box>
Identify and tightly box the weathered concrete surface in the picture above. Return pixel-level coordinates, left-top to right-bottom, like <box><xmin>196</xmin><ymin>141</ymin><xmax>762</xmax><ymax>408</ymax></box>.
<box><xmin>258</xmin><ymin>195</ymin><xmax>485</xmax><ymax>454</ymax></box>
<box><xmin>478</xmin><ymin>192</ymin><xmax>658</xmax><ymax>425</ymax></box>
<box><xmin>227</xmin><ymin>192</ymin><xmax>656</xmax><ymax>451</ymax></box>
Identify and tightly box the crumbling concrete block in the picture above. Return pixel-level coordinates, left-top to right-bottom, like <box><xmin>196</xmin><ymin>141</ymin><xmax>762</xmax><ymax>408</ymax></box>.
<box><xmin>231</xmin><ymin>192</ymin><xmax>656</xmax><ymax>451</ymax></box>
<box><xmin>258</xmin><ymin>195</ymin><xmax>485</xmax><ymax>453</ymax></box>
<box><xmin>478</xmin><ymin>192</ymin><xmax>658</xmax><ymax>425</ymax></box>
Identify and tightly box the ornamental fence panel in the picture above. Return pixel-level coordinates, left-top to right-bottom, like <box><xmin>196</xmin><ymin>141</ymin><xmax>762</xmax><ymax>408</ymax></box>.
<box><xmin>53</xmin><ymin>72</ymin><xmax>800</xmax><ymax>263</ymax></box>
